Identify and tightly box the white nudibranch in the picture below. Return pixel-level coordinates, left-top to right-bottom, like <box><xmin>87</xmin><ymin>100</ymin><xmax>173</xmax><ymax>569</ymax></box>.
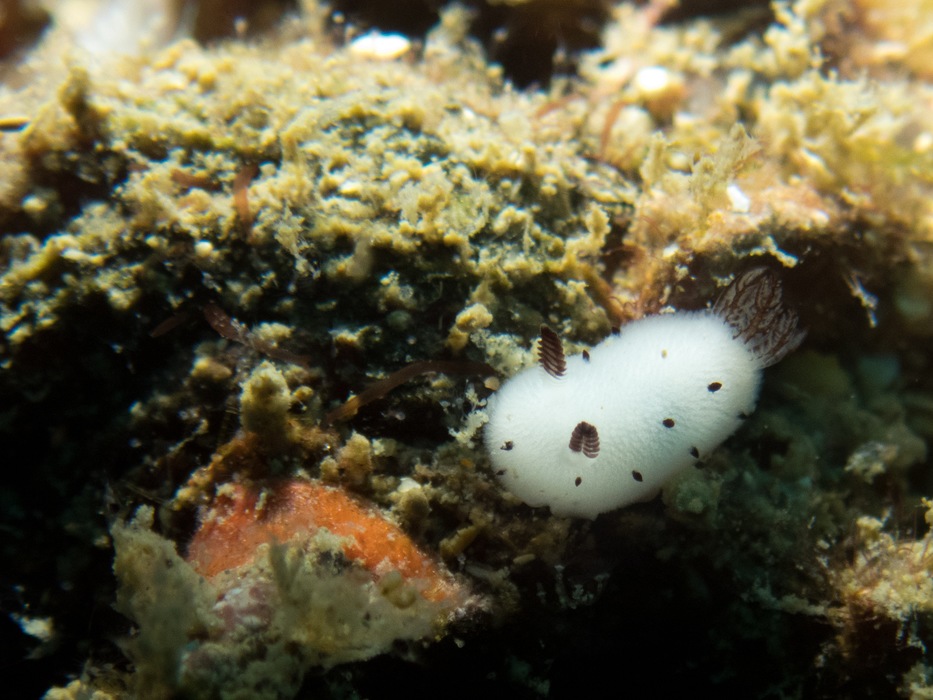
<box><xmin>484</xmin><ymin>268</ymin><xmax>804</xmax><ymax>519</ymax></box>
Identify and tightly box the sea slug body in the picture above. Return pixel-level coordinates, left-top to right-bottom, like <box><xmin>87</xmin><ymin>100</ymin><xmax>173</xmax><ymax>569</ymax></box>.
<box><xmin>484</xmin><ymin>268</ymin><xmax>803</xmax><ymax>519</ymax></box>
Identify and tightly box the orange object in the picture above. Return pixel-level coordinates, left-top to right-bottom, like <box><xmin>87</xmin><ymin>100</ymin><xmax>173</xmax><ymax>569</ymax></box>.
<box><xmin>186</xmin><ymin>480</ymin><xmax>458</xmax><ymax>602</ymax></box>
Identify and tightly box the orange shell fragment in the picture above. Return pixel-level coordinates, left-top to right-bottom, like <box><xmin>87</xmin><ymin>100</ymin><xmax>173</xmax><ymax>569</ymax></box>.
<box><xmin>186</xmin><ymin>480</ymin><xmax>459</xmax><ymax>602</ymax></box>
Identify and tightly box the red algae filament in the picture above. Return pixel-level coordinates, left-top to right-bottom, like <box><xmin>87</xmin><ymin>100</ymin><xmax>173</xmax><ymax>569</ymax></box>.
<box><xmin>233</xmin><ymin>162</ymin><xmax>259</xmax><ymax>232</ymax></box>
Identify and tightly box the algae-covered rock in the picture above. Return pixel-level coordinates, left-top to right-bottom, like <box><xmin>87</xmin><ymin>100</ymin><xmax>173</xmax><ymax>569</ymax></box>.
<box><xmin>7</xmin><ymin>0</ymin><xmax>933</xmax><ymax>698</ymax></box>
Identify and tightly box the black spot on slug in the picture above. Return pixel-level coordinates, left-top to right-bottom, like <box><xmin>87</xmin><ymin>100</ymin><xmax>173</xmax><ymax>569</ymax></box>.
<box><xmin>496</xmin><ymin>469</ymin><xmax>506</xmax><ymax>476</ymax></box>
<box><xmin>575</xmin><ymin>476</ymin><xmax>582</xmax><ymax>486</ymax></box>
<box><xmin>708</xmin><ymin>381</ymin><xmax>722</xmax><ymax>392</ymax></box>
<box><xmin>662</xmin><ymin>418</ymin><xmax>675</xmax><ymax>428</ymax></box>
<box><xmin>689</xmin><ymin>446</ymin><xmax>700</xmax><ymax>458</ymax></box>
<box><xmin>501</xmin><ymin>441</ymin><xmax>514</xmax><ymax>451</ymax></box>
<box><xmin>611</xmin><ymin>326</ymin><xmax>620</xmax><ymax>336</ymax></box>
<box><xmin>582</xmin><ymin>350</ymin><xmax>590</xmax><ymax>362</ymax></box>
<box><xmin>632</xmin><ymin>470</ymin><xmax>643</xmax><ymax>482</ymax></box>
<box><xmin>738</xmin><ymin>412</ymin><xmax>749</xmax><ymax>420</ymax></box>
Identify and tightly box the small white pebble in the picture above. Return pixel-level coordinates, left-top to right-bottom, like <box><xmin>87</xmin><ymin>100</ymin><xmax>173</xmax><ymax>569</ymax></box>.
<box><xmin>12</xmin><ymin>613</ymin><xmax>54</xmax><ymax>642</ymax></box>
<box><xmin>338</xmin><ymin>179</ymin><xmax>364</xmax><ymax>197</ymax></box>
<box><xmin>397</xmin><ymin>477</ymin><xmax>422</xmax><ymax>493</ymax></box>
<box><xmin>349</xmin><ymin>31</ymin><xmax>411</xmax><ymax>61</ymax></box>
<box><xmin>914</xmin><ymin>132</ymin><xmax>933</xmax><ymax>153</ymax></box>
<box><xmin>726</xmin><ymin>183</ymin><xmax>751</xmax><ymax>213</ymax></box>
<box><xmin>634</xmin><ymin>66</ymin><xmax>672</xmax><ymax>94</ymax></box>
<box><xmin>194</xmin><ymin>240</ymin><xmax>214</xmax><ymax>258</ymax></box>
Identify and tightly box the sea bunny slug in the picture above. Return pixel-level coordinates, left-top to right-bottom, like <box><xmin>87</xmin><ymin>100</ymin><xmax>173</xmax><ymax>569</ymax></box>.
<box><xmin>484</xmin><ymin>268</ymin><xmax>804</xmax><ymax>519</ymax></box>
